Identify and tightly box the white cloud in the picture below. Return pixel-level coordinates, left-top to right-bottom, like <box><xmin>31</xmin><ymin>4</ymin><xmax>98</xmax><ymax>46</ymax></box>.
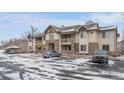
<box><xmin>86</xmin><ymin>13</ymin><xmax>124</xmax><ymax>25</ymax></box>
<box><xmin>0</xmin><ymin>13</ymin><xmax>123</xmax><ymax>41</ymax></box>
<box><xmin>0</xmin><ymin>13</ymin><xmax>84</xmax><ymax>31</ymax></box>
<box><xmin>1</xmin><ymin>12</ymin><xmax>123</xmax><ymax>29</ymax></box>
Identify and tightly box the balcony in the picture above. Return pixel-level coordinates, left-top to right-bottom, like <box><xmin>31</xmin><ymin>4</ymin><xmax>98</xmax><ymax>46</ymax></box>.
<box><xmin>61</xmin><ymin>38</ymin><xmax>74</xmax><ymax>44</ymax></box>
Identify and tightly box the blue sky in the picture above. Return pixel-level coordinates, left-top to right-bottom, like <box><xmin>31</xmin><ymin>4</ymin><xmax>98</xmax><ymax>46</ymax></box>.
<box><xmin>0</xmin><ymin>12</ymin><xmax>123</xmax><ymax>42</ymax></box>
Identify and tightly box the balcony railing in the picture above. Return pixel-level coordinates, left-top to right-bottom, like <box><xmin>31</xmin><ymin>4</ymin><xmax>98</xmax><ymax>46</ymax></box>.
<box><xmin>61</xmin><ymin>38</ymin><xmax>74</xmax><ymax>44</ymax></box>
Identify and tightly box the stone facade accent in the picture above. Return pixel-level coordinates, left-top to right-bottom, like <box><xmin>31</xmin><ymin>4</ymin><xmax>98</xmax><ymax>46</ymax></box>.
<box><xmin>31</xmin><ymin>23</ymin><xmax>118</xmax><ymax>56</ymax></box>
<box><xmin>46</xmin><ymin>40</ymin><xmax>59</xmax><ymax>52</ymax></box>
<box><xmin>74</xmin><ymin>43</ymin><xmax>79</xmax><ymax>55</ymax></box>
<box><xmin>88</xmin><ymin>42</ymin><xmax>98</xmax><ymax>55</ymax></box>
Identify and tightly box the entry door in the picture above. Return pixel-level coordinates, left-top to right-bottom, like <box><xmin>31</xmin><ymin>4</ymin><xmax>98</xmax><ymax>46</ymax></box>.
<box><xmin>89</xmin><ymin>43</ymin><xmax>98</xmax><ymax>55</ymax></box>
<box><xmin>49</xmin><ymin>43</ymin><xmax>54</xmax><ymax>51</ymax></box>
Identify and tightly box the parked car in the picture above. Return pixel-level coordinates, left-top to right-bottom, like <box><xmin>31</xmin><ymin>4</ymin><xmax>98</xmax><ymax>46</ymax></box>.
<box><xmin>4</xmin><ymin>49</ymin><xmax>17</xmax><ymax>54</ymax></box>
<box><xmin>92</xmin><ymin>50</ymin><xmax>108</xmax><ymax>64</ymax></box>
<box><xmin>43</xmin><ymin>51</ymin><xmax>61</xmax><ymax>58</ymax></box>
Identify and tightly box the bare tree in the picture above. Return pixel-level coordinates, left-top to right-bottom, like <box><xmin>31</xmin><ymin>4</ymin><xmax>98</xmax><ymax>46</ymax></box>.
<box><xmin>30</xmin><ymin>25</ymin><xmax>38</xmax><ymax>52</ymax></box>
<box><xmin>31</xmin><ymin>25</ymin><xmax>38</xmax><ymax>34</ymax></box>
<box><xmin>0</xmin><ymin>40</ymin><xmax>8</xmax><ymax>46</ymax></box>
<box><xmin>21</xmin><ymin>25</ymin><xmax>38</xmax><ymax>39</ymax></box>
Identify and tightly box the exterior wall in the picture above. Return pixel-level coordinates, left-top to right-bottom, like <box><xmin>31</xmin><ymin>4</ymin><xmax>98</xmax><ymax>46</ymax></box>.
<box><xmin>46</xmin><ymin>40</ymin><xmax>59</xmax><ymax>52</ymax></box>
<box><xmin>79</xmin><ymin>31</ymin><xmax>89</xmax><ymax>54</ymax></box>
<box><xmin>78</xmin><ymin>29</ymin><xmax>117</xmax><ymax>54</ymax></box>
<box><xmin>58</xmin><ymin>34</ymin><xmax>61</xmax><ymax>53</ymax></box>
<box><xmin>46</xmin><ymin>33</ymin><xmax>59</xmax><ymax>40</ymax></box>
<box><xmin>61</xmin><ymin>44</ymin><xmax>75</xmax><ymax>56</ymax></box>
<box><xmin>98</xmin><ymin>29</ymin><xmax>117</xmax><ymax>52</ymax></box>
<box><xmin>60</xmin><ymin>33</ymin><xmax>75</xmax><ymax>55</ymax></box>
<box><xmin>45</xmin><ymin>27</ymin><xmax>60</xmax><ymax>52</ymax></box>
<box><xmin>88</xmin><ymin>30</ymin><xmax>99</xmax><ymax>42</ymax></box>
<box><xmin>28</xmin><ymin>38</ymin><xmax>35</xmax><ymax>52</ymax></box>
<box><xmin>74</xmin><ymin>43</ymin><xmax>79</xmax><ymax>55</ymax></box>
<box><xmin>43</xmin><ymin>26</ymin><xmax>117</xmax><ymax>55</ymax></box>
<box><xmin>118</xmin><ymin>40</ymin><xmax>124</xmax><ymax>55</ymax></box>
<box><xmin>42</xmin><ymin>37</ymin><xmax>46</xmax><ymax>45</ymax></box>
<box><xmin>75</xmin><ymin>32</ymin><xmax>79</xmax><ymax>43</ymax></box>
<box><xmin>28</xmin><ymin>40</ymin><xmax>32</xmax><ymax>52</ymax></box>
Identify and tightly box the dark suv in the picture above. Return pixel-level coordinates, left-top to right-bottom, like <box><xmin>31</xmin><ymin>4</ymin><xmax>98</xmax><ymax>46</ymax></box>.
<box><xmin>43</xmin><ymin>51</ymin><xmax>61</xmax><ymax>58</ymax></box>
<box><xmin>92</xmin><ymin>50</ymin><xmax>108</xmax><ymax>64</ymax></box>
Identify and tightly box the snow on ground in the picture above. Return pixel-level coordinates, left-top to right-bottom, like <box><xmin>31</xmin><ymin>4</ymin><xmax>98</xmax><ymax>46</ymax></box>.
<box><xmin>73</xmin><ymin>58</ymin><xmax>88</xmax><ymax>65</ymax></box>
<box><xmin>116</xmin><ymin>55</ymin><xmax>124</xmax><ymax>61</ymax></box>
<box><xmin>73</xmin><ymin>74</ymin><xmax>111</xmax><ymax>80</ymax></box>
<box><xmin>5</xmin><ymin>72</ymin><xmax>21</xmax><ymax>80</ymax></box>
<box><xmin>0</xmin><ymin>67</ymin><xmax>11</xmax><ymax>72</ymax></box>
<box><xmin>108</xmin><ymin>60</ymin><xmax>115</xmax><ymax>66</ymax></box>
<box><xmin>22</xmin><ymin>72</ymin><xmax>43</xmax><ymax>80</ymax></box>
<box><xmin>0</xmin><ymin>50</ymin><xmax>124</xmax><ymax>80</ymax></box>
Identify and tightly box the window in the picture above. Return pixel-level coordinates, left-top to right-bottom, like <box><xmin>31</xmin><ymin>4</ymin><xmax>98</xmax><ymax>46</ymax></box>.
<box><xmin>102</xmin><ymin>31</ymin><xmax>109</xmax><ymax>38</ymax></box>
<box><xmin>29</xmin><ymin>46</ymin><xmax>32</xmax><ymax>50</ymax></box>
<box><xmin>49</xmin><ymin>34</ymin><xmax>54</xmax><ymax>40</ymax></box>
<box><xmin>65</xmin><ymin>45</ymin><xmax>71</xmax><ymax>51</ymax></box>
<box><xmin>102</xmin><ymin>45</ymin><xmax>109</xmax><ymax>51</ymax></box>
<box><xmin>91</xmin><ymin>31</ymin><xmax>93</xmax><ymax>34</ymax></box>
<box><xmin>81</xmin><ymin>45</ymin><xmax>86</xmax><ymax>51</ymax></box>
<box><xmin>102</xmin><ymin>32</ymin><xmax>106</xmax><ymax>38</ymax></box>
<box><xmin>61</xmin><ymin>35</ymin><xmax>71</xmax><ymax>39</ymax></box>
<box><xmin>68</xmin><ymin>46</ymin><xmax>71</xmax><ymax>51</ymax></box>
<box><xmin>62</xmin><ymin>45</ymin><xmax>71</xmax><ymax>51</ymax></box>
<box><xmin>80</xmin><ymin>31</ymin><xmax>84</xmax><ymax>38</ymax></box>
<box><xmin>80</xmin><ymin>31</ymin><xmax>87</xmax><ymax>38</ymax></box>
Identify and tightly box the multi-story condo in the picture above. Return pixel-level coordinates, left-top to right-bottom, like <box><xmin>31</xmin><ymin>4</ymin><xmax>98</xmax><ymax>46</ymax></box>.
<box><xmin>117</xmin><ymin>40</ymin><xmax>124</xmax><ymax>55</ymax></box>
<box><xmin>28</xmin><ymin>32</ymin><xmax>46</xmax><ymax>53</ymax></box>
<box><xmin>44</xmin><ymin>21</ymin><xmax>118</xmax><ymax>55</ymax></box>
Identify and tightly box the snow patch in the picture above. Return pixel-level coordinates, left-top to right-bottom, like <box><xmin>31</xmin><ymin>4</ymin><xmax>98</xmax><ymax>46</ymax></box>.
<box><xmin>73</xmin><ymin>58</ymin><xmax>90</xmax><ymax>65</ymax></box>
<box><xmin>0</xmin><ymin>67</ymin><xmax>11</xmax><ymax>72</ymax></box>
<box><xmin>5</xmin><ymin>72</ymin><xmax>21</xmax><ymax>80</ymax></box>
<box><xmin>108</xmin><ymin>60</ymin><xmax>114</xmax><ymax>66</ymax></box>
<box><xmin>73</xmin><ymin>74</ymin><xmax>111</xmax><ymax>80</ymax></box>
<box><xmin>22</xmin><ymin>72</ymin><xmax>46</xmax><ymax>80</ymax></box>
<box><xmin>116</xmin><ymin>56</ymin><xmax>124</xmax><ymax>61</ymax></box>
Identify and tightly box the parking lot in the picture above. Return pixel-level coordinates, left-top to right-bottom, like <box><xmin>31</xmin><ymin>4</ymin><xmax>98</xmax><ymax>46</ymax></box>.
<box><xmin>0</xmin><ymin>50</ymin><xmax>124</xmax><ymax>80</ymax></box>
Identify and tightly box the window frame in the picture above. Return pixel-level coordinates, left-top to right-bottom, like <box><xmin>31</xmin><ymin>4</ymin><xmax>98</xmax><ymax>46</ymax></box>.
<box><xmin>102</xmin><ymin>31</ymin><xmax>109</xmax><ymax>38</ymax></box>
<box><xmin>102</xmin><ymin>44</ymin><xmax>109</xmax><ymax>51</ymax></box>
<box><xmin>80</xmin><ymin>31</ymin><xmax>84</xmax><ymax>38</ymax></box>
<box><xmin>49</xmin><ymin>33</ymin><xmax>54</xmax><ymax>40</ymax></box>
<box><xmin>80</xmin><ymin>45</ymin><xmax>86</xmax><ymax>51</ymax></box>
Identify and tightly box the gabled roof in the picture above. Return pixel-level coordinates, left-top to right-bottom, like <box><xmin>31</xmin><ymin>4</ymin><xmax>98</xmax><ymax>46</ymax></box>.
<box><xmin>60</xmin><ymin>25</ymin><xmax>82</xmax><ymax>32</ymax></box>
<box><xmin>5</xmin><ymin>45</ymin><xmax>21</xmax><ymax>49</ymax></box>
<box><xmin>83</xmin><ymin>23</ymin><xmax>99</xmax><ymax>30</ymax></box>
<box><xmin>44</xmin><ymin>25</ymin><xmax>61</xmax><ymax>33</ymax></box>
<box><xmin>44</xmin><ymin>21</ymin><xmax>117</xmax><ymax>33</ymax></box>
<box><xmin>100</xmin><ymin>25</ymin><xmax>117</xmax><ymax>31</ymax></box>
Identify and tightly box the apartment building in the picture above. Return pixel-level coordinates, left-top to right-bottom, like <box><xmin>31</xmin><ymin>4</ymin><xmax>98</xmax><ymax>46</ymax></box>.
<box><xmin>117</xmin><ymin>40</ymin><xmax>124</xmax><ymax>55</ymax></box>
<box><xmin>44</xmin><ymin>21</ymin><xmax>118</xmax><ymax>55</ymax></box>
<box><xmin>28</xmin><ymin>32</ymin><xmax>46</xmax><ymax>53</ymax></box>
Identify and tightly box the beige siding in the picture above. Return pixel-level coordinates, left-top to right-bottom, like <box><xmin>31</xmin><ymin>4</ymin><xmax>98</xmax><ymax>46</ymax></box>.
<box><xmin>88</xmin><ymin>30</ymin><xmax>98</xmax><ymax>42</ymax></box>
<box><xmin>98</xmin><ymin>30</ymin><xmax>116</xmax><ymax>52</ymax></box>
<box><xmin>42</xmin><ymin>37</ymin><xmax>46</xmax><ymax>45</ymax></box>
<box><xmin>75</xmin><ymin>32</ymin><xmax>79</xmax><ymax>43</ymax></box>
<box><xmin>79</xmin><ymin>31</ymin><xmax>88</xmax><ymax>54</ymax></box>
<box><xmin>46</xmin><ymin>33</ymin><xmax>59</xmax><ymax>40</ymax></box>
